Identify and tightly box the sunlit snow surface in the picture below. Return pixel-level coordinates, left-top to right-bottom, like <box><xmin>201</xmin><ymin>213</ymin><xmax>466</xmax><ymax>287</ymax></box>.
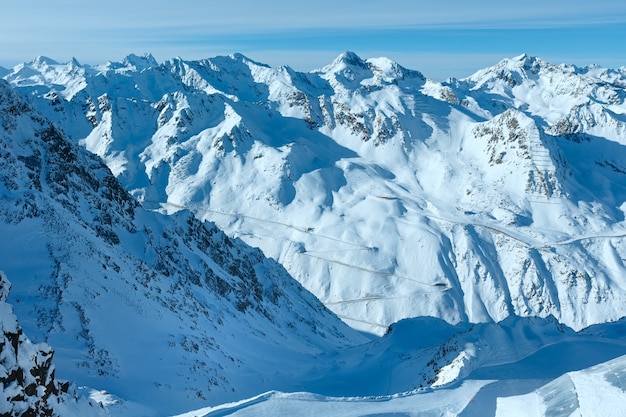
<box><xmin>173</xmin><ymin>349</ymin><xmax>626</xmax><ymax>417</ymax></box>
<box><xmin>170</xmin><ymin>383</ymin><xmax>488</xmax><ymax>417</ymax></box>
<box><xmin>3</xmin><ymin>53</ymin><xmax>626</xmax><ymax>416</ymax></box>
<box><xmin>5</xmin><ymin>52</ymin><xmax>626</xmax><ymax>335</ymax></box>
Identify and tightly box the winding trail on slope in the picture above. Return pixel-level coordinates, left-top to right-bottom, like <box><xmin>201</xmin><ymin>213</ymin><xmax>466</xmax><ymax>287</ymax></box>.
<box><xmin>324</xmin><ymin>293</ymin><xmax>442</xmax><ymax>306</ymax></box>
<box><xmin>333</xmin><ymin>314</ymin><xmax>390</xmax><ymax>330</ymax></box>
<box><xmin>419</xmin><ymin>211</ymin><xmax>539</xmax><ymax>248</ymax></box>
<box><xmin>535</xmin><ymin>231</ymin><xmax>626</xmax><ymax>249</ymax></box>
<box><xmin>421</xmin><ymin>208</ymin><xmax>626</xmax><ymax>251</ymax></box>
<box><xmin>300</xmin><ymin>252</ymin><xmax>451</xmax><ymax>288</ymax></box>
<box><xmin>153</xmin><ymin>199</ymin><xmax>626</xmax><ymax>255</ymax></box>
<box><xmin>158</xmin><ymin>201</ymin><xmax>373</xmax><ymax>249</ymax></box>
<box><xmin>149</xmin><ymin>200</ymin><xmax>626</xmax><ymax>311</ymax></box>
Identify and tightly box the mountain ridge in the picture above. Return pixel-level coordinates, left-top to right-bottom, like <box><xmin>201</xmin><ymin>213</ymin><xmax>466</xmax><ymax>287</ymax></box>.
<box><xmin>2</xmin><ymin>52</ymin><xmax>626</xmax><ymax>416</ymax></box>
<box><xmin>0</xmin><ymin>78</ymin><xmax>366</xmax><ymax>416</ymax></box>
<box><xmin>3</xmin><ymin>52</ymin><xmax>626</xmax><ymax>336</ymax></box>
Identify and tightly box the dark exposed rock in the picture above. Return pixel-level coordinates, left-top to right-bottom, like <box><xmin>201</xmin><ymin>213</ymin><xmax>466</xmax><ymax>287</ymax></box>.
<box><xmin>0</xmin><ymin>272</ymin><xmax>106</xmax><ymax>416</ymax></box>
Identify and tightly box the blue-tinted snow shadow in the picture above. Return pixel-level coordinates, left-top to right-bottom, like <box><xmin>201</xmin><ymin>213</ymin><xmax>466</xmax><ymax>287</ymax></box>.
<box><xmin>556</xmin><ymin>133</ymin><xmax>626</xmax><ymax>222</ymax></box>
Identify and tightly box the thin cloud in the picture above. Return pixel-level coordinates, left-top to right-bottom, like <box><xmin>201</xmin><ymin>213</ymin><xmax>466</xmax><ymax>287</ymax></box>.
<box><xmin>1</xmin><ymin>1</ymin><xmax>625</xmax><ymax>78</ymax></box>
<box><xmin>3</xmin><ymin>1</ymin><xmax>626</xmax><ymax>34</ymax></box>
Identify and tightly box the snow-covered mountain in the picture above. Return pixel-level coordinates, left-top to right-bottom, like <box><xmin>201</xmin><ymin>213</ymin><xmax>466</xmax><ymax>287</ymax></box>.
<box><xmin>0</xmin><ymin>79</ymin><xmax>367</xmax><ymax>416</ymax></box>
<box><xmin>2</xmin><ymin>51</ymin><xmax>626</xmax><ymax>416</ymax></box>
<box><xmin>6</xmin><ymin>52</ymin><xmax>626</xmax><ymax>336</ymax></box>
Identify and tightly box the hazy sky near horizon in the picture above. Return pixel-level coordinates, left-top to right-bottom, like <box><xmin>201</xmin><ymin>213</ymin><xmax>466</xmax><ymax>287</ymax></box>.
<box><xmin>2</xmin><ymin>1</ymin><xmax>625</xmax><ymax>80</ymax></box>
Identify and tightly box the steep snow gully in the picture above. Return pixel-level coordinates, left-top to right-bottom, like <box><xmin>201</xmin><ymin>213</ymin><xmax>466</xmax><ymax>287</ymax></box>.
<box><xmin>2</xmin><ymin>52</ymin><xmax>626</xmax><ymax>416</ymax></box>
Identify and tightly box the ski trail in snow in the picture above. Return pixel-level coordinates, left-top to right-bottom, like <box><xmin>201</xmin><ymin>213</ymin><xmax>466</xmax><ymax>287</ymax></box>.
<box><xmin>302</xmin><ymin>247</ymin><xmax>374</xmax><ymax>255</ymax></box>
<box><xmin>170</xmin><ymin>391</ymin><xmax>276</xmax><ymax>417</ymax></box>
<box><xmin>158</xmin><ymin>201</ymin><xmax>372</xmax><ymax>249</ymax></box>
<box><xmin>151</xmin><ymin>201</ymin><xmax>452</xmax><ymax>289</ymax></box>
<box><xmin>421</xmin><ymin>209</ymin><xmax>626</xmax><ymax>251</ymax></box>
<box><xmin>155</xmin><ymin>201</ymin><xmax>626</xmax><ymax>280</ymax></box>
<box><xmin>420</xmin><ymin>211</ymin><xmax>539</xmax><ymax>248</ymax></box>
<box><xmin>426</xmin><ymin>209</ymin><xmax>626</xmax><ymax>251</ymax></box>
<box><xmin>536</xmin><ymin>231</ymin><xmax>626</xmax><ymax>249</ymax></box>
<box><xmin>324</xmin><ymin>292</ymin><xmax>442</xmax><ymax>305</ymax></box>
<box><xmin>333</xmin><ymin>314</ymin><xmax>390</xmax><ymax>330</ymax></box>
<box><xmin>422</xmin><ymin>206</ymin><xmax>626</xmax><ymax>251</ymax></box>
<box><xmin>300</xmin><ymin>252</ymin><xmax>450</xmax><ymax>288</ymax></box>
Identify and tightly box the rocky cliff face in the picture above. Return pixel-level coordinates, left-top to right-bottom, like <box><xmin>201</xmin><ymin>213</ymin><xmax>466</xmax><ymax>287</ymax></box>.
<box><xmin>0</xmin><ymin>272</ymin><xmax>107</xmax><ymax>417</ymax></box>
<box><xmin>0</xmin><ymin>79</ymin><xmax>366</xmax><ymax>416</ymax></box>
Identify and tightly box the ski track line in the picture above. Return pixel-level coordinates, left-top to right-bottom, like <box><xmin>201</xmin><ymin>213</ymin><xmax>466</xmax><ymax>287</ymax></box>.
<box><xmin>421</xmin><ymin>211</ymin><xmax>538</xmax><ymax>248</ymax></box>
<box><xmin>537</xmin><ymin>232</ymin><xmax>626</xmax><ymax>249</ymax></box>
<box><xmin>158</xmin><ymin>199</ymin><xmax>536</xmax><ymax>250</ymax></box>
<box><xmin>324</xmin><ymin>293</ymin><xmax>440</xmax><ymax>306</ymax></box>
<box><xmin>170</xmin><ymin>391</ymin><xmax>275</xmax><ymax>417</ymax></box>
<box><xmin>154</xmin><ymin>200</ymin><xmax>626</xmax><ymax>259</ymax></box>
<box><xmin>333</xmin><ymin>314</ymin><xmax>390</xmax><ymax>329</ymax></box>
<box><xmin>213</xmin><ymin>211</ymin><xmax>369</xmax><ymax>249</ymax></box>
<box><xmin>421</xmin><ymin>210</ymin><xmax>626</xmax><ymax>250</ymax></box>
<box><xmin>159</xmin><ymin>201</ymin><xmax>372</xmax><ymax>249</ymax></box>
<box><xmin>302</xmin><ymin>247</ymin><xmax>374</xmax><ymax>255</ymax></box>
<box><xmin>300</xmin><ymin>252</ymin><xmax>450</xmax><ymax>289</ymax></box>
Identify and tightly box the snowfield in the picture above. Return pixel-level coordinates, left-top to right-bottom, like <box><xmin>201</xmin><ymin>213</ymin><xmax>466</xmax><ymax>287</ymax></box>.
<box><xmin>6</xmin><ymin>52</ymin><xmax>626</xmax><ymax>335</ymax></box>
<box><xmin>1</xmin><ymin>52</ymin><xmax>626</xmax><ymax>416</ymax></box>
<box><xmin>172</xmin><ymin>326</ymin><xmax>626</xmax><ymax>417</ymax></box>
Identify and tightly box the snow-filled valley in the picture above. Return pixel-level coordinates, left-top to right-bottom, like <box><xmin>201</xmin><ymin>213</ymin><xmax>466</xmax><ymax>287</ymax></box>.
<box><xmin>1</xmin><ymin>52</ymin><xmax>626</xmax><ymax>416</ymax></box>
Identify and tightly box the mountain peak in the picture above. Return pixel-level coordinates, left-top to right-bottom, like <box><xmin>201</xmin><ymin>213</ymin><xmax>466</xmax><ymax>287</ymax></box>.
<box><xmin>228</xmin><ymin>52</ymin><xmax>270</xmax><ymax>68</ymax></box>
<box><xmin>319</xmin><ymin>52</ymin><xmax>425</xmax><ymax>85</ymax></box>
<box><xmin>122</xmin><ymin>52</ymin><xmax>158</xmax><ymax>70</ymax></box>
<box><xmin>316</xmin><ymin>51</ymin><xmax>375</xmax><ymax>87</ymax></box>
<box><xmin>508</xmin><ymin>53</ymin><xmax>547</xmax><ymax>70</ymax></box>
<box><xmin>333</xmin><ymin>51</ymin><xmax>368</xmax><ymax>68</ymax></box>
<box><xmin>511</xmin><ymin>53</ymin><xmax>534</xmax><ymax>62</ymax></box>
<box><xmin>367</xmin><ymin>56</ymin><xmax>425</xmax><ymax>83</ymax></box>
<box><xmin>483</xmin><ymin>53</ymin><xmax>548</xmax><ymax>76</ymax></box>
<box><xmin>465</xmin><ymin>54</ymin><xmax>560</xmax><ymax>87</ymax></box>
<box><xmin>68</xmin><ymin>56</ymin><xmax>81</xmax><ymax>67</ymax></box>
<box><xmin>31</xmin><ymin>55</ymin><xmax>59</xmax><ymax>67</ymax></box>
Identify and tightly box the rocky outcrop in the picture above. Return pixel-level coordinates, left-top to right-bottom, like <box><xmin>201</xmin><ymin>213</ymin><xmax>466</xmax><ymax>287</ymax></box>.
<box><xmin>0</xmin><ymin>272</ymin><xmax>106</xmax><ymax>417</ymax></box>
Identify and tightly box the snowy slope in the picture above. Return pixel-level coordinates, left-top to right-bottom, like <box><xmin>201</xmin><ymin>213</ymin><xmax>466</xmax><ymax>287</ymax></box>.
<box><xmin>495</xmin><ymin>353</ymin><xmax>626</xmax><ymax>417</ymax></box>
<box><xmin>171</xmin><ymin>316</ymin><xmax>626</xmax><ymax>417</ymax></box>
<box><xmin>181</xmin><ymin>352</ymin><xmax>626</xmax><ymax>417</ymax></box>
<box><xmin>3</xmin><ymin>52</ymin><xmax>626</xmax><ymax>417</ymax></box>
<box><xmin>4</xmin><ymin>53</ymin><xmax>626</xmax><ymax>335</ymax></box>
<box><xmin>0</xmin><ymin>79</ymin><xmax>367</xmax><ymax>416</ymax></box>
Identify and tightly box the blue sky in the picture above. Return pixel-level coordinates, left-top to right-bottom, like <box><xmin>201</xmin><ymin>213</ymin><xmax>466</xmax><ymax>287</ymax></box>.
<box><xmin>2</xmin><ymin>0</ymin><xmax>625</xmax><ymax>80</ymax></box>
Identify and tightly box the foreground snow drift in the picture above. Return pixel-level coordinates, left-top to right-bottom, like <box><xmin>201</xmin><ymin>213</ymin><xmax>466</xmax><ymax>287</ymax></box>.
<box><xmin>496</xmin><ymin>353</ymin><xmax>626</xmax><ymax>417</ymax></box>
<box><xmin>173</xmin><ymin>317</ymin><xmax>626</xmax><ymax>417</ymax></box>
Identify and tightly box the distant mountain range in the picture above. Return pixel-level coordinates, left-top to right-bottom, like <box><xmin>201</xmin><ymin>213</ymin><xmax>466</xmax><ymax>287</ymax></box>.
<box><xmin>4</xmin><ymin>52</ymin><xmax>626</xmax><ymax>334</ymax></box>
<box><xmin>2</xmin><ymin>52</ymin><xmax>626</xmax><ymax>416</ymax></box>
